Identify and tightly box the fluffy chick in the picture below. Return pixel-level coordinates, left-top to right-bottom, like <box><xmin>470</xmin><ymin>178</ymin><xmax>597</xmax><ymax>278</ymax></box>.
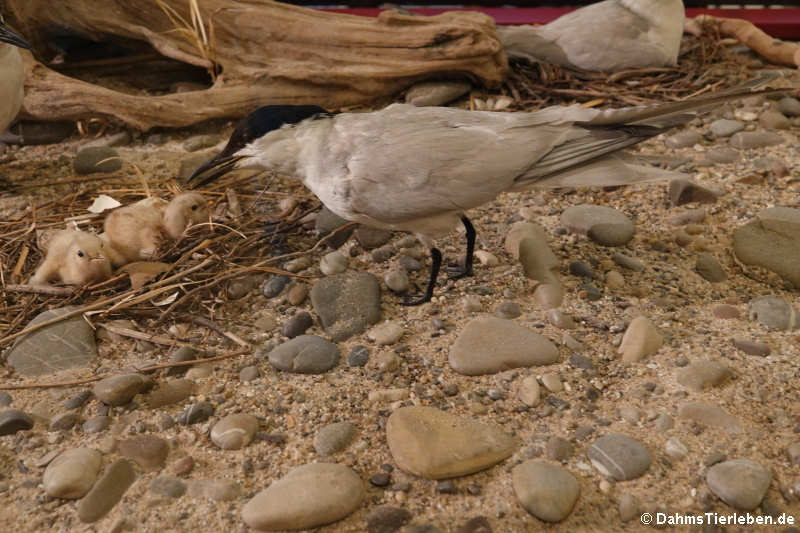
<box><xmin>103</xmin><ymin>193</ymin><xmax>208</xmax><ymax>264</ymax></box>
<box><xmin>29</xmin><ymin>229</ymin><xmax>113</xmax><ymax>286</ymax></box>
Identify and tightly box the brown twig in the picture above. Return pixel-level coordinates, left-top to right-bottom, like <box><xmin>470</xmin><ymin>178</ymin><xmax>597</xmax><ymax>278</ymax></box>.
<box><xmin>2</xmin><ymin>284</ymin><xmax>74</xmax><ymax>296</ymax></box>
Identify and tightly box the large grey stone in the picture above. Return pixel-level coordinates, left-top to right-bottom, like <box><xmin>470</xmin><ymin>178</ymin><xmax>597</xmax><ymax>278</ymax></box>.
<box><xmin>587</xmin><ymin>434</ymin><xmax>651</xmax><ymax>481</ymax></box>
<box><xmin>706</xmin><ymin>459</ymin><xmax>771</xmax><ymax>511</ymax></box>
<box><xmin>8</xmin><ymin>306</ymin><xmax>97</xmax><ymax>376</ymax></box>
<box><xmin>733</xmin><ymin>207</ymin><xmax>800</xmax><ymax>288</ymax></box>
<box><xmin>311</xmin><ymin>272</ymin><xmax>381</xmax><ymax>341</ymax></box>
<box><xmin>43</xmin><ymin>448</ymin><xmax>103</xmax><ymax>499</ymax></box>
<box><xmin>269</xmin><ymin>335</ymin><xmax>340</xmax><ymax>374</ymax></box>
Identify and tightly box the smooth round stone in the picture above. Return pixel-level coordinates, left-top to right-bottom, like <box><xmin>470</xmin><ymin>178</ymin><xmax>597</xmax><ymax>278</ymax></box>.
<box><xmin>569</xmin><ymin>261</ymin><xmax>595</xmax><ymax>279</ymax></box>
<box><xmin>513</xmin><ymin>461</ymin><xmax>580</xmax><ymax>522</ymax></box>
<box><xmin>709</xmin><ymin>119</ymin><xmax>744</xmax><ymax>137</ymax></box>
<box><xmin>546</xmin><ymin>436</ymin><xmax>573</xmax><ymax>462</ymax></box>
<box><xmin>664</xmin><ymin>437</ymin><xmax>688</xmax><ymax>461</ymax></box>
<box><xmin>314</xmin><ymin>421</ymin><xmax>357</xmax><ymax>456</ymax></box>
<box><xmin>43</xmin><ymin>448</ymin><xmax>102</xmax><ymax>499</ymax></box>
<box><xmin>384</xmin><ymin>270</ymin><xmax>409</xmax><ymax>293</ymax></box>
<box><xmin>706</xmin><ymin>459</ymin><xmax>771</xmax><ymax>511</ymax></box>
<box><xmin>587</xmin><ymin>434</ymin><xmax>651</xmax><ymax>481</ymax></box>
<box><xmin>185</xmin><ymin>365</ymin><xmax>212</xmax><ymax>380</ymax></box>
<box><xmin>371</xmin><ymin>246</ymin><xmax>394</xmax><ymax>263</ymax></box>
<box><xmin>310</xmin><ymin>272</ymin><xmax>381</xmax><ymax>342</ymax></box>
<box><xmin>93</xmin><ymin>373</ymin><xmax>147</xmax><ymax>406</ymax></box>
<box><xmin>734</xmin><ymin>207</ymin><xmax>800</xmax><ymax>289</ymax></box>
<box><xmin>179</xmin><ymin>402</ymin><xmax>215</xmax><ymax>425</ymax></box>
<box><xmin>546</xmin><ymin>309</ymin><xmax>575</xmax><ymax>330</ymax></box>
<box><xmin>320</xmin><ymin>251</ymin><xmax>348</xmax><ymax>275</ymax></box>
<box><xmin>706</xmin><ymin>147</ymin><xmax>739</xmax><ymax>164</ymax></box>
<box><xmin>74</xmin><ymin>146</ymin><xmax>122</xmax><ymax>174</ymax></box>
<box><xmin>368</xmin><ymin>321</ymin><xmax>404</xmax><ymax>345</ymax></box>
<box><xmin>397</xmin><ymin>255</ymin><xmax>422</xmax><ymax>271</ymax></box>
<box><xmin>678</xmin><ymin>402</ymin><xmax>741</xmax><ymax>433</ymax></box>
<box><xmin>386</xmin><ymin>406</ymin><xmax>518</xmax><ymax>479</ymax></box>
<box><xmin>733</xmin><ymin>339</ymin><xmax>771</xmax><ymax>357</ymax></box>
<box><xmin>282</xmin><ymin>312</ymin><xmax>313</xmax><ymax>339</ymax></box>
<box><xmin>187</xmin><ymin>479</ymin><xmax>241</xmax><ymax>501</ymax></box>
<box><xmin>676</xmin><ymin>360</ymin><xmax>733</xmax><ymax>392</ymax></box>
<box><xmin>533</xmin><ymin>283</ymin><xmax>563</xmax><ymax>310</ymax></box>
<box><xmin>287</xmin><ymin>284</ymin><xmax>308</xmax><ymax>305</ymax></box>
<box><xmin>730</xmin><ymin>131</ymin><xmax>784</xmax><ymax>149</ymax></box>
<box><xmin>354</xmin><ymin>226</ymin><xmax>393</xmax><ymax>249</ymax></box>
<box><xmin>517</xmin><ymin>375</ymin><xmax>540</xmax><ymax>407</ymax></box>
<box><xmin>562</xmin><ymin>205</ymin><xmax>634</xmax><ymax>247</ymax></box>
<box><xmin>653</xmin><ymin>413</ymin><xmax>674</xmax><ymax>432</ymax></box>
<box><xmin>239</xmin><ymin>365</ymin><xmax>260</xmax><ymax>382</ymax></box>
<box><xmin>348</xmin><ymin>345</ymin><xmax>370</xmax><ymax>367</ymax></box>
<box><xmin>760</xmin><ymin>109</ymin><xmax>791</xmax><ymax>130</ymax></box>
<box><xmin>449</xmin><ymin>317</ymin><xmax>559</xmax><ymax>376</ymax></box>
<box><xmin>618</xmin><ymin>317</ymin><xmax>663</xmax><ymax>363</ymax></box>
<box><xmin>695</xmin><ymin>253</ymin><xmax>727</xmax><ymax>282</ymax></box>
<box><xmin>664</xmin><ymin>130</ymin><xmax>702</xmax><ymax>148</ymax></box>
<box><xmin>618</xmin><ymin>493</ymin><xmax>639</xmax><ymax>522</ymax></box>
<box><xmin>166</xmin><ymin>347</ymin><xmax>199</xmax><ymax>377</ymax></box>
<box><xmin>263</xmin><ymin>275</ymin><xmax>290</xmax><ymax>298</ymax></box>
<box><xmin>144</xmin><ymin>379</ymin><xmax>194</xmax><ymax>408</ymax></box>
<box><xmin>669</xmin><ymin>178</ymin><xmax>719</xmax><ymax>206</ymax></box>
<box><xmin>541</xmin><ymin>373</ymin><xmax>563</xmax><ymax>392</ymax></box>
<box><xmin>118</xmin><ymin>435</ymin><xmax>169</xmax><ymax>470</ymax></box>
<box><xmin>50</xmin><ymin>412</ymin><xmax>80</xmax><ymax>431</ymax></box>
<box><xmin>365</xmin><ymin>506</ymin><xmax>412</xmax><ymax>533</ymax></box>
<box><xmin>713</xmin><ymin>304</ymin><xmax>740</xmax><ymax>319</ymax></box>
<box><xmin>77</xmin><ymin>459</ymin><xmax>137</xmax><ymax>523</ymax></box>
<box><xmin>474</xmin><ymin>250</ymin><xmax>499</xmax><ymax>266</ymax></box>
<box><xmin>518</xmin><ymin>236</ymin><xmax>560</xmax><ymax>284</ymax></box>
<box><xmin>495</xmin><ymin>301</ymin><xmax>522</xmax><ymax>319</ymax></box>
<box><xmin>612</xmin><ymin>252</ymin><xmax>644</xmax><ymax>272</ymax></box>
<box><xmin>405</xmin><ymin>80</ymin><xmax>471</xmax><ymax>106</ymax></box>
<box><xmin>211</xmin><ymin>413</ymin><xmax>259</xmax><ymax>450</ymax></box>
<box><xmin>83</xmin><ymin>416</ymin><xmax>111</xmax><ymax>434</ymax></box>
<box><xmin>605</xmin><ymin>270</ymin><xmax>624</xmax><ymax>290</ymax></box>
<box><xmin>0</xmin><ymin>409</ymin><xmax>34</xmax><ymax>435</ymax></box>
<box><xmin>150</xmin><ymin>476</ymin><xmax>186</xmax><ymax>498</ymax></box>
<box><xmin>748</xmin><ymin>296</ymin><xmax>797</xmax><ymax>331</ymax></box>
<box><xmin>64</xmin><ymin>390</ymin><xmax>92</xmax><ymax>410</ymax></box>
<box><xmin>269</xmin><ymin>335</ymin><xmax>340</xmax><ymax>374</ymax></box>
<box><xmin>284</xmin><ymin>256</ymin><xmax>312</xmax><ymax>273</ymax></box>
<box><xmin>241</xmin><ymin>463</ymin><xmax>364</xmax><ymax>531</ymax></box>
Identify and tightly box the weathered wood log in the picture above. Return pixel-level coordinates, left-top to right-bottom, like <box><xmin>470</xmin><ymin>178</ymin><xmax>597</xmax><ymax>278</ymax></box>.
<box><xmin>4</xmin><ymin>0</ymin><xmax>506</xmax><ymax>130</ymax></box>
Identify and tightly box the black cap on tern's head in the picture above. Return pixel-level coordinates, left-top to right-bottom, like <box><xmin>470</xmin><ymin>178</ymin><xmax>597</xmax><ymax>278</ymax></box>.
<box><xmin>185</xmin><ymin>105</ymin><xmax>330</xmax><ymax>188</ymax></box>
<box><xmin>0</xmin><ymin>17</ymin><xmax>32</xmax><ymax>50</ymax></box>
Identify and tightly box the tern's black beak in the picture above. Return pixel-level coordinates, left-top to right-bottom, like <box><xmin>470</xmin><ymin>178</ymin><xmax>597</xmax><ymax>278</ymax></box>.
<box><xmin>185</xmin><ymin>153</ymin><xmax>244</xmax><ymax>189</ymax></box>
<box><xmin>0</xmin><ymin>22</ymin><xmax>31</xmax><ymax>50</ymax></box>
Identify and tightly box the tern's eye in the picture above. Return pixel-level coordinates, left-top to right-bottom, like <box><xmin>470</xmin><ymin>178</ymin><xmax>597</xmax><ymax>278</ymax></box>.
<box><xmin>191</xmin><ymin>204</ymin><xmax>198</xmax><ymax>211</ymax></box>
<box><xmin>77</xmin><ymin>250</ymin><xmax>85</xmax><ymax>258</ymax></box>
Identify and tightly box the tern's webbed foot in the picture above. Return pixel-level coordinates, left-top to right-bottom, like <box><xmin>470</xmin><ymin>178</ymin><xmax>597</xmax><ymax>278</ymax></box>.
<box><xmin>445</xmin><ymin>261</ymin><xmax>473</xmax><ymax>280</ymax></box>
<box><xmin>400</xmin><ymin>293</ymin><xmax>432</xmax><ymax>306</ymax></box>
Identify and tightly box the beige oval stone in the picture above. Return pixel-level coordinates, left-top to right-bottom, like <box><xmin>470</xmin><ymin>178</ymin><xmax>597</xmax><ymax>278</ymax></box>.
<box><xmin>43</xmin><ymin>448</ymin><xmax>102</xmax><ymax>499</ymax></box>
<box><xmin>678</xmin><ymin>402</ymin><xmax>741</xmax><ymax>433</ymax></box>
<box><xmin>517</xmin><ymin>375</ymin><xmax>540</xmax><ymax>407</ymax></box>
<box><xmin>513</xmin><ymin>461</ymin><xmax>580</xmax><ymax>522</ymax></box>
<box><xmin>77</xmin><ymin>459</ymin><xmax>137</xmax><ymax>523</ymax></box>
<box><xmin>210</xmin><ymin>413</ymin><xmax>259</xmax><ymax>450</ymax></box>
<box><xmin>533</xmin><ymin>283</ymin><xmax>563</xmax><ymax>310</ymax></box>
<box><xmin>144</xmin><ymin>379</ymin><xmax>194</xmax><ymax>408</ymax></box>
<box><xmin>386</xmin><ymin>406</ymin><xmax>518</xmax><ymax>479</ymax></box>
<box><xmin>618</xmin><ymin>316</ymin><xmax>663</xmax><ymax>362</ymax></box>
<box><xmin>450</xmin><ymin>317</ymin><xmax>559</xmax><ymax>375</ymax></box>
<box><xmin>241</xmin><ymin>463</ymin><xmax>364</xmax><ymax>531</ymax></box>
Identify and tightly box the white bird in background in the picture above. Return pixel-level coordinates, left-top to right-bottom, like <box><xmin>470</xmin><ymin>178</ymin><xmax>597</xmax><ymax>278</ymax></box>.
<box><xmin>187</xmin><ymin>79</ymin><xmax>783</xmax><ymax>305</ymax></box>
<box><xmin>497</xmin><ymin>0</ymin><xmax>685</xmax><ymax>73</ymax></box>
<box><xmin>0</xmin><ymin>15</ymin><xmax>30</xmax><ymax>134</ymax></box>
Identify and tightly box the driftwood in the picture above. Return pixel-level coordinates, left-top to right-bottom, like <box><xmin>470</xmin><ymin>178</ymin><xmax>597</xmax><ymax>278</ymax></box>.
<box><xmin>4</xmin><ymin>0</ymin><xmax>506</xmax><ymax>130</ymax></box>
<box><xmin>686</xmin><ymin>15</ymin><xmax>800</xmax><ymax>68</ymax></box>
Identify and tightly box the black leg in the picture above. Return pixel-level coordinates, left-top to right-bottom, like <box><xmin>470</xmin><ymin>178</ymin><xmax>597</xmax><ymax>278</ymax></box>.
<box><xmin>402</xmin><ymin>247</ymin><xmax>442</xmax><ymax>306</ymax></box>
<box><xmin>445</xmin><ymin>215</ymin><xmax>476</xmax><ymax>280</ymax></box>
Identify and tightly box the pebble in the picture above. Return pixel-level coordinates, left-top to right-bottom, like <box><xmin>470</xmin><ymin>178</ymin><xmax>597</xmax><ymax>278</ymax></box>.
<box><xmin>371</xmin><ymin>247</ymin><xmax>395</xmax><ymax>263</ymax></box>
<box><xmin>676</xmin><ymin>360</ymin><xmax>732</xmax><ymax>391</ymax></box>
<box><xmin>664</xmin><ymin>437</ymin><xmax>688</xmax><ymax>461</ymax></box>
<box><xmin>612</xmin><ymin>252</ymin><xmax>644</xmax><ymax>272</ymax></box>
<box><xmin>354</xmin><ymin>227</ymin><xmax>393</xmax><ymax>249</ymax></box>
<box><xmin>587</xmin><ymin>434</ymin><xmax>652</xmax><ymax>481</ymax></box>
<box><xmin>787</xmin><ymin>442</ymin><xmax>800</xmax><ymax>465</ymax></box>
<box><xmin>284</xmin><ymin>256</ymin><xmax>312</xmax><ymax>273</ymax></box>
<box><xmin>315</xmin><ymin>207</ymin><xmax>354</xmax><ymax>249</ymax></box>
<box><xmin>449</xmin><ymin>317</ymin><xmax>559</xmax><ymax>375</ymax></box>
<box><xmin>568</xmin><ymin>353</ymin><xmax>595</xmax><ymax>371</ymax></box>
<box><xmin>541</xmin><ymin>373</ymin><xmax>563</xmax><ymax>392</ymax></box>
<box><xmin>709</xmin><ymin>119</ymin><xmax>744</xmax><ymax>137</ymax></box>
<box><xmin>368</xmin><ymin>321</ymin><xmax>405</xmax><ymax>345</ymax></box>
<box><xmin>669</xmin><ymin>179</ymin><xmax>718</xmax><ymax>206</ymax></box>
<box><xmin>678</xmin><ymin>401</ymin><xmax>741</xmax><ymax>432</ymax></box>
<box><xmin>398</xmin><ymin>255</ymin><xmax>422</xmax><ymax>271</ymax></box>
<box><xmin>50</xmin><ymin>412</ymin><xmax>79</xmax><ymax>431</ymax></box>
<box><xmin>561</xmin><ymin>205</ymin><xmax>635</xmax><ymax>247</ymax></box>
<box><xmin>705</xmin><ymin>147</ymin><xmax>739</xmax><ymax>164</ymax></box>
<box><xmin>384</xmin><ymin>270</ymin><xmax>410</xmax><ymax>293</ymax></box>
<box><xmin>748</xmin><ymin>295</ymin><xmax>797</xmax><ymax>331</ymax></box>
<box><xmin>706</xmin><ymin>459</ymin><xmax>771</xmax><ymax>511</ymax></box>
<box><xmin>227</xmin><ymin>278</ymin><xmax>254</xmax><ymax>299</ymax></box>
<box><xmin>455</xmin><ymin>517</ymin><xmax>492</xmax><ymax>533</ymax></box>
<box><xmin>314</xmin><ymin>421</ymin><xmax>357</xmax><ymax>456</ymax></box>
<box><xmin>211</xmin><ymin>413</ymin><xmax>259</xmax><ymax>450</ymax></box>
<box><xmin>171</xmin><ymin>456</ymin><xmax>195</xmax><ymax>477</ymax></box>
<box><xmin>77</xmin><ymin>459</ymin><xmax>136</xmax><ymax>523</ymax></box>
<box><xmin>546</xmin><ymin>309</ymin><xmax>575</xmax><ymax>330</ymax></box>
<box><xmin>386</xmin><ymin>406</ymin><xmax>518</xmax><ymax>479</ymax></box>
<box><xmin>0</xmin><ymin>392</ymin><xmax>11</xmax><ymax>407</ymax></box>
<box><xmin>118</xmin><ymin>435</ymin><xmax>169</xmax><ymax>470</ymax></box>
<box><xmin>320</xmin><ymin>251</ymin><xmax>348</xmax><ymax>275</ymax></box>
<box><xmin>43</xmin><ymin>448</ymin><xmax>102</xmax><ymax>499</ymax></box>
<box><xmin>182</xmin><ymin>134</ymin><xmax>218</xmax><ymax>152</ymax></box>
<box><xmin>667</xmin><ymin>207</ymin><xmax>706</xmax><ymax>226</ymax></box>
<box><xmin>0</xmin><ymin>409</ymin><xmax>33</xmax><ymax>435</ymax></box>
<box><xmin>734</xmin><ymin>207</ymin><xmax>800</xmax><ymax>289</ymax></box>
<box><xmin>269</xmin><ymin>335</ymin><xmax>340</xmax><ymax>374</ymax></box>
<box><xmin>569</xmin><ymin>261</ymin><xmax>595</xmax><ymax>279</ymax></box>
<box><xmin>518</xmin><ymin>375</ymin><xmax>540</xmax><ymax>407</ymax></box>
<box><xmin>405</xmin><ymin>80</ymin><xmax>471</xmax><ymax>106</ymax></box>
<box><xmin>778</xmin><ymin>96</ymin><xmax>800</xmax><ymax>116</ymax></box>
<box><xmin>93</xmin><ymin>373</ymin><xmax>148</xmax><ymax>406</ymax></box>
<box><xmin>474</xmin><ymin>250</ymin><xmax>499</xmax><ymax>266</ymax></box>
<box><xmin>618</xmin><ymin>317</ymin><xmax>663</xmax><ymax>363</ymax></box>
<box><xmin>144</xmin><ymin>379</ymin><xmax>194</xmax><ymax>408</ymax></box>
<box><xmin>83</xmin><ymin>416</ymin><xmax>111</xmax><ymax>434</ymax></box>
<box><xmin>463</xmin><ymin>295</ymin><xmax>483</xmax><ymax>312</ymax></box>
<box><xmin>179</xmin><ymin>402</ymin><xmax>215</xmax><ymax>425</ymax></box>
<box><xmin>495</xmin><ymin>301</ymin><xmax>521</xmax><ymax>319</ymax></box>
<box><xmin>369</xmin><ymin>472</ymin><xmax>390</xmax><ymax>487</ymax></box>
<box><xmin>512</xmin><ymin>461</ymin><xmax>580</xmax><ymax>522</ymax></box>
<box><xmin>664</xmin><ymin>130</ymin><xmax>702</xmax><ymax>149</ymax></box>
<box><xmin>695</xmin><ymin>253</ymin><xmax>728</xmax><ymax>282</ymax></box>
<box><xmin>187</xmin><ymin>479</ymin><xmax>241</xmax><ymax>501</ymax></box>
<box><xmin>368</xmin><ymin>388</ymin><xmax>409</xmax><ymax>403</ymax></box>
<box><xmin>348</xmin><ymin>345</ymin><xmax>370</xmax><ymax>367</ymax></box>
<box><xmin>263</xmin><ymin>275</ymin><xmax>290</xmax><ymax>298</ymax></box>
<box><xmin>150</xmin><ymin>476</ymin><xmax>186</xmax><ymax>498</ymax></box>
<box><xmin>759</xmin><ymin>109</ymin><xmax>791</xmax><ymax>130</ymax></box>
<box><xmin>239</xmin><ymin>365</ymin><xmax>260</xmax><ymax>382</ymax></box>
<box><xmin>241</xmin><ymin>463</ymin><xmax>364</xmax><ymax>531</ymax></box>
<box><xmin>712</xmin><ymin>304</ymin><xmax>740</xmax><ymax>319</ymax></box>
<box><xmin>282</xmin><ymin>311</ymin><xmax>313</xmax><ymax>338</ymax></box>
<box><xmin>166</xmin><ymin>347</ymin><xmax>200</xmax><ymax>377</ymax></box>
<box><xmin>74</xmin><ymin>146</ymin><xmax>122</xmax><ymax>174</ymax></box>
<box><xmin>604</xmin><ymin>270</ymin><xmax>624</xmax><ymax>290</ymax></box>
<box><xmin>729</xmin><ymin>131</ymin><xmax>784</xmax><ymax>149</ymax></box>
<box><xmin>365</xmin><ymin>506</ymin><xmax>412</xmax><ymax>533</ymax></box>
<box><xmin>546</xmin><ymin>436</ymin><xmax>573</xmax><ymax>462</ymax></box>
<box><xmin>311</xmin><ymin>272</ymin><xmax>382</xmax><ymax>341</ymax></box>
<box><xmin>732</xmin><ymin>339</ymin><xmax>771</xmax><ymax>357</ymax></box>
<box><xmin>7</xmin><ymin>306</ymin><xmax>98</xmax><ymax>376</ymax></box>
<box><xmin>618</xmin><ymin>493</ymin><xmax>639</xmax><ymax>522</ymax></box>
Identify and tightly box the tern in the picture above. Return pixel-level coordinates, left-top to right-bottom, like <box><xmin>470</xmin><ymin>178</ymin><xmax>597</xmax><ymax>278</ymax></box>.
<box><xmin>187</xmin><ymin>79</ymin><xmax>782</xmax><ymax>304</ymax></box>
<box><xmin>0</xmin><ymin>16</ymin><xmax>30</xmax><ymax>135</ymax></box>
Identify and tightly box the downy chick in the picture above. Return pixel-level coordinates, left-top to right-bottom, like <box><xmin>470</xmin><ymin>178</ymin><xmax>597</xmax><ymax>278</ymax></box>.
<box><xmin>29</xmin><ymin>229</ymin><xmax>113</xmax><ymax>286</ymax></box>
<box><xmin>103</xmin><ymin>193</ymin><xmax>208</xmax><ymax>264</ymax></box>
